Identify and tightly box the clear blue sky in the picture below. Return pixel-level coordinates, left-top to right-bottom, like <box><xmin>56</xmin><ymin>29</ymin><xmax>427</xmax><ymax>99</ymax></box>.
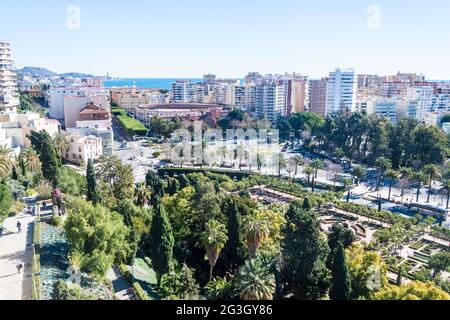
<box><xmin>2</xmin><ymin>0</ymin><xmax>450</xmax><ymax>79</ymax></box>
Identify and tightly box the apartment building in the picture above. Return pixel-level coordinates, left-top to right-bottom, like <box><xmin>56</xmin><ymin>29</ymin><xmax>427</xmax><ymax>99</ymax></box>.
<box><xmin>48</xmin><ymin>86</ymin><xmax>110</xmax><ymax>121</ymax></box>
<box><xmin>255</xmin><ymin>81</ymin><xmax>287</xmax><ymax>121</ymax></box>
<box><xmin>325</xmin><ymin>68</ymin><xmax>357</xmax><ymax>115</ymax></box>
<box><xmin>171</xmin><ymin>80</ymin><xmax>196</xmax><ymax>103</ymax></box>
<box><xmin>64</xmin><ymin>133</ymin><xmax>103</xmax><ymax>165</ymax></box>
<box><xmin>0</xmin><ymin>41</ymin><xmax>19</xmax><ymax>113</ymax></box>
<box><xmin>134</xmin><ymin>103</ymin><xmax>226</xmax><ymax>126</ymax></box>
<box><xmin>0</xmin><ymin>112</ymin><xmax>60</xmax><ymax>150</ymax></box>
<box><xmin>308</xmin><ymin>78</ymin><xmax>328</xmax><ymax>117</ymax></box>
<box><xmin>292</xmin><ymin>79</ymin><xmax>308</xmax><ymax>114</ymax></box>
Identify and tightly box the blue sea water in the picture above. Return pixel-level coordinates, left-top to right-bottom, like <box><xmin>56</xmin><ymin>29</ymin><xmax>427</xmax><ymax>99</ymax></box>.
<box><xmin>103</xmin><ymin>78</ymin><xmax>203</xmax><ymax>90</ymax></box>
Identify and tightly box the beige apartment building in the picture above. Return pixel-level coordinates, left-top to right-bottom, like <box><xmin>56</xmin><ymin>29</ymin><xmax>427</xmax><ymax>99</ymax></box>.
<box><xmin>110</xmin><ymin>88</ymin><xmax>167</xmax><ymax>113</ymax></box>
<box><xmin>64</xmin><ymin>133</ymin><xmax>103</xmax><ymax>166</ymax></box>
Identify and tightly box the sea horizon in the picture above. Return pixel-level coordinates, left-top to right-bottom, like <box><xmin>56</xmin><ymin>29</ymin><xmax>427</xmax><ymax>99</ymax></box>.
<box><xmin>103</xmin><ymin>78</ymin><xmax>204</xmax><ymax>90</ymax></box>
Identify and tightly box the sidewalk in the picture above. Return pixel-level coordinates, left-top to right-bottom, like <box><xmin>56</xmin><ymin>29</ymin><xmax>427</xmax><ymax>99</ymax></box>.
<box><xmin>106</xmin><ymin>266</ymin><xmax>134</xmax><ymax>300</ymax></box>
<box><xmin>0</xmin><ymin>210</ymin><xmax>35</xmax><ymax>300</ymax></box>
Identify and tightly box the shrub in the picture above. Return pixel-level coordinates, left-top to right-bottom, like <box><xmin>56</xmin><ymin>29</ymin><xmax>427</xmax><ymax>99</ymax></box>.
<box><xmin>49</xmin><ymin>216</ymin><xmax>63</xmax><ymax>228</ymax></box>
<box><xmin>133</xmin><ymin>282</ymin><xmax>150</xmax><ymax>300</ymax></box>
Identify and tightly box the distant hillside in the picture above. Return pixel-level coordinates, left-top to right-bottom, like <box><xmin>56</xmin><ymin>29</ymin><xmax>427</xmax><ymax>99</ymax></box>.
<box><xmin>17</xmin><ymin>67</ymin><xmax>95</xmax><ymax>78</ymax></box>
<box><xmin>59</xmin><ymin>72</ymin><xmax>95</xmax><ymax>78</ymax></box>
<box><xmin>17</xmin><ymin>67</ymin><xmax>57</xmax><ymax>77</ymax></box>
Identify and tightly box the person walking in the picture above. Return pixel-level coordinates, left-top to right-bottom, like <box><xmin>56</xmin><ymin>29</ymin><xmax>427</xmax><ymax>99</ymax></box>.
<box><xmin>16</xmin><ymin>261</ymin><xmax>23</xmax><ymax>274</ymax></box>
<box><xmin>16</xmin><ymin>221</ymin><xmax>22</xmax><ymax>233</ymax></box>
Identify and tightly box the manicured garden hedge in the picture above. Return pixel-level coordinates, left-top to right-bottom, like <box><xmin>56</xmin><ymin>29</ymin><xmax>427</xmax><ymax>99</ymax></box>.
<box><xmin>116</xmin><ymin>115</ymin><xmax>148</xmax><ymax>137</ymax></box>
<box><xmin>133</xmin><ymin>282</ymin><xmax>150</xmax><ymax>300</ymax></box>
<box><xmin>158</xmin><ymin>167</ymin><xmax>254</xmax><ymax>181</ymax></box>
<box><xmin>118</xmin><ymin>264</ymin><xmax>150</xmax><ymax>301</ymax></box>
<box><xmin>111</xmin><ymin>108</ymin><xmax>127</xmax><ymax>117</ymax></box>
<box><xmin>112</xmin><ymin>107</ymin><xmax>148</xmax><ymax>136</ymax></box>
<box><xmin>32</xmin><ymin>212</ymin><xmax>42</xmax><ymax>300</ymax></box>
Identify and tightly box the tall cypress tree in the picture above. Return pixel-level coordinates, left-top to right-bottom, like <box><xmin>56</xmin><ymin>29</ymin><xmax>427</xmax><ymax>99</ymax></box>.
<box><xmin>11</xmin><ymin>166</ymin><xmax>18</xmax><ymax>180</ymax></box>
<box><xmin>178</xmin><ymin>174</ymin><xmax>190</xmax><ymax>189</ymax></box>
<box><xmin>20</xmin><ymin>157</ymin><xmax>26</xmax><ymax>176</ymax></box>
<box><xmin>302</xmin><ymin>197</ymin><xmax>312</xmax><ymax>210</ymax></box>
<box><xmin>149</xmin><ymin>201</ymin><xmax>174</xmax><ymax>287</ymax></box>
<box><xmin>222</xmin><ymin>197</ymin><xmax>243</xmax><ymax>272</ymax></box>
<box><xmin>167</xmin><ymin>178</ymin><xmax>180</xmax><ymax>195</ymax></box>
<box><xmin>30</xmin><ymin>131</ymin><xmax>60</xmax><ymax>185</ymax></box>
<box><xmin>282</xmin><ymin>201</ymin><xmax>331</xmax><ymax>300</ymax></box>
<box><xmin>145</xmin><ymin>171</ymin><xmax>159</xmax><ymax>190</ymax></box>
<box><xmin>329</xmin><ymin>242</ymin><xmax>352</xmax><ymax>300</ymax></box>
<box><xmin>86</xmin><ymin>159</ymin><xmax>102</xmax><ymax>205</ymax></box>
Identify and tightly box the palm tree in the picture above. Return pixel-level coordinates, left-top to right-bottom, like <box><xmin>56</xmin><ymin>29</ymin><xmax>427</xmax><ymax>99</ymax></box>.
<box><xmin>256</xmin><ymin>153</ymin><xmax>266</xmax><ymax>174</ymax></box>
<box><xmin>439</xmin><ymin>179</ymin><xmax>450</xmax><ymax>209</ymax></box>
<box><xmin>202</xmin><ymin>220</ymin><xmax>228</xmax><ymax>281</ymax></box>
<box><xmin>398</xmin><ymin>167</ymin><xmax>412</xmax><ymax>201</ymax></box>
<box><xmin>291</xmin><ymin>155</ymin><xmax>304</xmax><ymax>178</ymax></box>
<box><xmin>135</xmin><ymin>183</ymin><xmax>151</xmax><ymax>207</ymax></box>
<box><xmin>352</xmin><ymin>165</ymin><xmax>367</xmax><ymax>185</ymax></box>
<box><xmin>237</xmin><ymin>255</ymin><xmax>276</xmax><ymax>301</ymax></box>
<box><xmin>311</xmin><ymin>159</ymin><xmax>324</xmax><ymax>179</ymax></box>
<box><xmin>217</xmin><ymin>145</ymin><xmax>227</xmax><ymax>167</ymax></box>
<box><xmin>234</xmin><ymin>143</ymin><xmax>247</xmax><ymax>170</ymax></box>
<box><xmin>424</xmin><ymin>164</ymin><xmax>441</xmax><ymax>203</ymax></box>
<box><xmin>335</xmin><ymin>148</ymin><xmax>345</xmax><ymax>163</ymax></box>
<box><xmin>411</xmin><ymin>171</ymin><xmax>428</xmax><ymax>203</ymax></box>
<box><xmin>304</xmin><ymin>165</ymin><xmax>314</xmax><ymax>186</ymax></box>
<box><xmin>67</xmin><ymin>251</ymin><xmax>86</xmax><ymax>279</ymax></box>
<box><xmin>53</xmin><ymin>132</ymin><xmax>69</xmax><ymax>162</ymax></box>
<box><xmin>242</xmin><ymin>211</ymin><xmax>270</xmax><ymax>258</ymax></box>
<box><xmin>0</xmin><ymin>145</ymin><xmax>15</xmax><ymax>178</ymax></box>
<box><xmin>205</xmin><ymin>276</ymin><xmax>233</xmax><ymax>300</ymax></box>
<box><xmin>375</xmin><ymin>157</ymin><xmax>392</xmax><ymax>191</ymax></box>
<box><xmin>22</xmin><ymin>148</ymin><xmax>41</xmax><ymax>172</ymax></box>
<box><xmin>386</xmin><ymin>170</ymin><xmax>399</xmax><ymax>201</ymax></box>
<box><xmin>375</xmin><ymin>157</ymin><xmax>392</xmax><ymax>211</ymax></box>
<box><xmin>342</xmin><ymin>178</ymin><xmax>353</xmax><ymax>203</ymax></box>
<box><xmin>271</xmin><ymin>153</ymin><xmax>286</xmax><ymax>177</ymax></box>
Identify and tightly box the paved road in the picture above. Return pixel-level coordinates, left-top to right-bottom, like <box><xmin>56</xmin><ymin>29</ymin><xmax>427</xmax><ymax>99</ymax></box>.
<box><xmin>0</xmin><ymin>210</ymin><xmax>35</xmax><ymax>300</ymax></box>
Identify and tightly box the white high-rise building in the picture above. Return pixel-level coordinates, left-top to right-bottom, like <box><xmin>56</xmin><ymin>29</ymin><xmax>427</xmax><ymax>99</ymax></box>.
<box><xmin>256</xmin><ymin>82</ymin><xmax>287</xmax><ymax>121</ymax></box>
<box><xmin>230</xmin><ymin>84</ymin><xmax>246</xmax><ymax>109</ymax></box>
<box><xmin>171</xmin><ymin>80</ymin><xmax>196</xmax><ymax>103</ymax></box>
<box><xmin>406</xmin><ymin>86</ymin><xmax>433</xmax><ymax>122</ymax></box>
<box><xmin>0</xmin><ymin>41</ymin><xmax>20</xmax><ymax>113</ymax></box>
<box><xmin>325</xmin><ymin>68</ymin><xmax>357</xmax><ymax>115</ymax></box>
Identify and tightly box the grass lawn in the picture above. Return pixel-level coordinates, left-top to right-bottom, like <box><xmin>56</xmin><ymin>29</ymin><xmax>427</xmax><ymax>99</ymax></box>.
<box><xmin>132</xmin><ymin>258</ymin><xmax>161</xmax><ymax>300</ymax></box>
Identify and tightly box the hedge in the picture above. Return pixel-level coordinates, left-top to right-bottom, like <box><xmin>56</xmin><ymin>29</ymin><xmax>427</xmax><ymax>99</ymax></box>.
<box><xmin>32</xmin><ymin>210</ymin><xmax>42</xmax><ymax>300</ymax></box>
<box><xmin>116</xmin><ymin>115</ymin><xmax>148</xmax><ymax>136</ymax></box>
<box><xmin>133</xmin><ymin>282</ymin><xmax>150</xmax><ymax>300</ymax></box>
<box><xmin>111</xmin><ymin>108</ymin><xmax>127</xmax><ymax>117</ymax></box>
<box><xmin>158</xmin><ymin>167</ymin><xmax>254</xmax><ymax>181</ymax></box>
<box><xmin>117</xmin><ymin>264</ymin><xmax>150</xmax><ymax>300</ymax></box>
